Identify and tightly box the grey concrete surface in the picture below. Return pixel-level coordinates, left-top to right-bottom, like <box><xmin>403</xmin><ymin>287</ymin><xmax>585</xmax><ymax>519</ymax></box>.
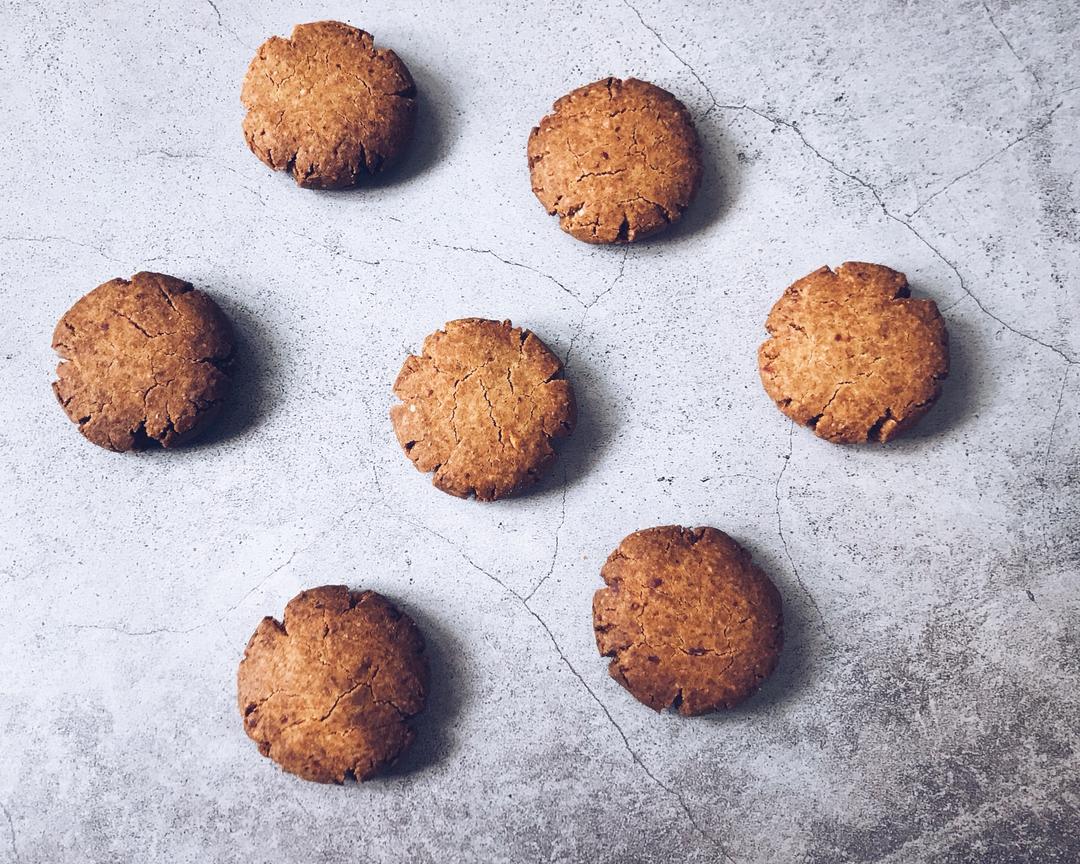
<box><xmin>1</xmin><ymin>0</ymin><xmax>1078</xmax><ymax>861</ymax></box>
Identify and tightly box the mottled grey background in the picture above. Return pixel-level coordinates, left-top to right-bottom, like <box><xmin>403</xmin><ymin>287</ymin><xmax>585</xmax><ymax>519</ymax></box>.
<box><xmin>1</xmin><ymin>0</ymin><xmax>1078</xmax><ymax>861</ymax></box>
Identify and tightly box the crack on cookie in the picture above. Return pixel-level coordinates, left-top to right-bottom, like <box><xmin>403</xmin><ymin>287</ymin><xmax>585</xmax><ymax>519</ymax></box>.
<box><xmin>391</xmin><ymin>320</ymin><xmax>575</xmax><ymax>500</ymax></box>
<box><xmin>477</xmin><ymin>379</ymin><xmax>504</xmax><ymax>447</ymax></box>
<box><xmin>241</xmin><ymin>22</ymin><xmax>416</xmax><ymax>189</ymax></box>
<box><xmin>528</xmin><ymin>77</ymin><xmax>702</xmax><ymax>243</ymax></box>
<box><xmin>238</xmin><ymin>587</ymin><xmax>426</xmax><ymax>783</ymax></box>
<box><xmin>51</xmin><ymin>273</ymin><xmax>233</xmax><ymax>451</ymax></box>
<box><xmin>113</xmin><ymin>309</ymin><xmax>156</xmax><ymax>340</ymax></box>
<box><xmin>807</xmin><ymin>380</ymin><xmax>853</xmax><ymax>428</ymax></box>
<box><xmin>867</xmin><ymin>407</ymin><xmax>896</xmax><ymax>443</ymax></box>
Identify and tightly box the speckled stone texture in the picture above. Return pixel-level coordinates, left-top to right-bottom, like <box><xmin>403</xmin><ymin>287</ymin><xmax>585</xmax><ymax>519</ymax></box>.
<box><xmin>0</xmin><ymin>1</ymin><xmax>1078</xmax><ymax>863</ymax></box>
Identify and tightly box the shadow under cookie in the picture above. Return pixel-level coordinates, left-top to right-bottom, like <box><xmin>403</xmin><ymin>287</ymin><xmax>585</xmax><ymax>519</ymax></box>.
<box><xmin>379</xmin><ymin>602</ymin><xmax>467</xmax><ymax>778</ymax></box>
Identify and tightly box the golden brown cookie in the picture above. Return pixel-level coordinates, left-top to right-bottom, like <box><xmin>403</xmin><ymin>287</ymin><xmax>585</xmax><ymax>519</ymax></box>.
<box><xmin>758</xmin><ymin>262</ymin><xmax>950</xmax><ymax>444</ymax></box>
<box><xmin>527</xmin><ymin>77</ymin><xmax>703</xmax><ymax>244</ymax></box>
<box><xmin>237</xmin><ymin>586</ymin><xmax>428</xmax><ymax>784</ymax></box>
<box><xmin>52</xmin><ymin>272</ymin><xmax>233</xmax><ymax>451</ymax></box>
<box><xmin>390</xmin><ymin>318</ymin><xmax>576</xmax><ymax>501</ymax></box>
<box><xmin>593</xmin><ymin>526</ymin><xmax>783</xmax><ymax>715</ymax></box>
<box><xmin>241</xmin><ymin>21</ymin><xmax>417</xmax><ymax>189</ymax></box>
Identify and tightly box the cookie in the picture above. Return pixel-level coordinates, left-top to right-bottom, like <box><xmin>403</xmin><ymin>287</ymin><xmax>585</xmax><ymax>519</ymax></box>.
<box><xmin>52</xmin><ymin>272</ymin><xmax>233</xmax><ymax>451</ymax></box>
<box><xmin>390</xmin><ymin>318</ymin><xmax>576</xmax><ymax>501</ymax></box>
<box><xmin>758</xmin><ymin>262</ymin><xmax>950</xmax><ymax>444</ymax></box>
<box><xmin>593</xmin><ymin>526</ymin><xmax>783</xmax><ymax>715</ymax></box>
<box><xmin>237</xmin><ymin>586</ymin><xmax>428</xmax><ymax>784</ymax></box>
<box><xmin>241</xmin><ymin>21</ymin><xmax>417</xmax><ymax>189</ymax></box>
<box><xmin>527</xmin><ymin>77</ymin><xmax>703</xmax><ymax>243</ymax></box>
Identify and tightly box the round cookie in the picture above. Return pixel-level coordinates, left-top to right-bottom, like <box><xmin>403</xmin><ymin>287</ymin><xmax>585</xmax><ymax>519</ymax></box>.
<box><xmin>758</xmin><ymin>262</ymin><xmax>950</xmax><ymax>444</ymax></box>
<box><xmin>593</xmin><ymin>526</ymin><xmax>783</xmax><ymax>715</ymax></box>
<box><xmin>241</xmin><ymin>21</ymin><xmax>417</xmax><ymax>189</ymax></box>
<box><xmin>390</xmin><ymin>318</ymin><xmax>576</xmax><ymax>501</ymax></box>
<box><xmin>52</xmin><ymin>272</ymin><xmax>233</xmax><ymax>451</ymax></box>
<box><xmin>237</xmin><ymin>586</ymin><xmax>428</xmax><ymax>784</ymax></box>
<box><xmin>527</xmin><ymin>77</ymin><xmax>703</xmax><ymax>244</ymax></box>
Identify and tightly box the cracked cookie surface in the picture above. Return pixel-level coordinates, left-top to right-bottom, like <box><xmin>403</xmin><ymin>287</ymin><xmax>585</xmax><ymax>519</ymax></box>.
<box><xmin>241</xmin><ymin>20</ymin><xmax>417</xmax><ymax>189</ymax></box>
<box><xmin>758</xmin><ymin>262</ymin><xmax>950</xmax><ymax>444</ymax></box>
<box><xmin>527</xmin><ymin>77</ymin><xmax>703</xmax><ymax>243</ymax></box>
<box><xmin>390</xmin><ymin>318</ymin><xmax>576</xmax><ymax>501</ymax></box>
<box><xmin>237</xmin><ymin>586</ymin><xmax>428</xmax><ymax>784</ymax></box>
<box><xmin>593</xmin><ymin>526</ymin><xmax>783</xmax><ymax>716</ymax></box>
<box><xmin>52</xmin><ymin>271</ymin><xmax>233</xmax><ymax>451</ymax></box>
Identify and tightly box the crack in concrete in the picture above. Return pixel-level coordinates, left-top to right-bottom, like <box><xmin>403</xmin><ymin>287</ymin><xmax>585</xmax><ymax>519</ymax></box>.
<box><xmin>523</xmin><ymin>604</ymin><xmax>736</xmax><ymax>864</ymax></box>
<box><xmin>774</xmin><ymin>421</ymin><xmax>831</xmax><ymax>640</ymax></box>
<box><xmin>0</xmin><ymin>235</ymin><xmax>123</xmax><ymax>265</ymax></box>
<box><xmin>566</xmin><ymin>245</ymin><xmax>630</xmax><ymax>368</ymax></box>
<box><xmin>286</xmin><ymin>229</ymin><xmax>409</xmax><ymax>270</ymax></box>
<box><xmin>1</xmin><ymin>801</ymin><xmax>18</xmax><ymax>864</ymax></box>
<box><xmin>71</xmin><ymin>622</ymin><xmax>203</xmax><ymax>637</ymax></box>
<box><xmin>383</xmin><ymin>483</ymin><xmax>734</xmax><ymax>861</ymax></box>
<box><xmin>68</xmin><ymin>502</ymin><xmax>368</xmax><ymax>638</ymax></box>
<box><xmin>431</xmin><ymin>240</ymin><xmax>584</xmax><ymax>305</ymax></box>
<box><xmin>523</xmin><ymin>469</ymin><xmax>568</xmax><ymax>602</ymax></box>
<box><xmin>136</xmin><ymin>150</ymin><xmax>270</xmax><ymax>207</ymax></box>
<box><xmin>205</xmin><ymin>0</ymin><xmax>249</xmax><ymax>49</ymax></box>
<box><xmin>715</xmin><ymin>103</ymin><xmax>1078</xmax><ymax>366</ymax></box>
<box><xmin>908</xmin><ymin>102</ymin><xmax>1064</xmax><ymax>217</ymax></box>
<box><xmin>981</xmin><ymin>1</ymin><xmax>1043</xmax><ymax>90</ymax></box>
<box><xmin>620</xmin><ymin>0</ymin><xmax>719</xmax><ymax>116</ymax></box>
<box><xmin>1043</xmin><ymin>365</ymin><xmax>1071</xmax><ymax>466</ymax></box>
<box><xmin>136</xmin><ymin>148</ymin><xmax>197</xmax><ymax>160</ymax></box>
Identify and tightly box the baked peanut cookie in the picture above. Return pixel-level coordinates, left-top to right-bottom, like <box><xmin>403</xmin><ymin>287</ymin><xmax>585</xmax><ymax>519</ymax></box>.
<box><xmin>237</xmin><ymin>586</ymin><xmax>428</xmax><ymax>784</ymax></box>
<box><xmin>390</xmin><ymin>318</ymin><xmax>576</xmax><ymax>501</ymax></box>
<box><xmin>241</xmin><ymin>21</ymin><xmax>417</xmax><ymax>189</ymax></box>
<box><xmin>52</xmin><ymin>272</ymin><xmax>233</xmax><ymax>451</ymax></box>
<box><xmin>593</xmin><ymin>526</ymin><xmax>783</xmax><ymax>715</ymax></box>
<box><xmin>758</xmin><ymin>262</ymin><xmax>949</xmax><ymax>444</ymax></box>
<box><xmin>527</xmin><ymin>77</ymin><xmax>703</xmax><ymax>243</ymax></box>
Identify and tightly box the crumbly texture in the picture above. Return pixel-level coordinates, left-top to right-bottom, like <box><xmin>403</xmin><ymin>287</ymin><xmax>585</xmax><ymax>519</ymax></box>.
<box><xmin>241</xmin><ymin>20</ymin><xmax>417</xmax><ymax>189</ymax></box>
<box><xmin>758</xmin><ymin>262</ymin><xmax>950</xmax><ymax>444</ymax></box>
<box><xmin>52</xmin><ymin>272</ymin><xmax>233</xmax><ymax>451</ymax></box>
<box><xmin>527</xmin><ymin>77</ymin><xmax>703</xmax><ymax>244</ymax></box>
<box><xmin>390</xmin><ymin>318</ymin><xmax>576</xmax><ymax>501</ymax></box>
<box><xmin>237</xmin><ymin>586</ymin><xmax>428</xmax><ymax>784</ymax></box>
<box><xmin>593</xmin><ymin>526</ymin><xmax>783</xmax><ymax>716</ymax></box>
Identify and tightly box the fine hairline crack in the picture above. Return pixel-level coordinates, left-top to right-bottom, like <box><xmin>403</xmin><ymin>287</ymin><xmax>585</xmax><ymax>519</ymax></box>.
<box><xmin>523</xmin><ymin>468</ymin><xmax>568</xmax><ymax>602</ymax></box>
<box><xmin>566</xmin><ymin>245</ymin><xmax>630</xmax><ymax>368</ymax></box>
<box><xmin>620</xmin><ymin>0</ymin><xmax>719</xmax><ymax>116</ymax></box>
<box><xmin>981</xmin><ymin>0</ymin><xmax>1043</xmax><ymax>90</ymax></box>
<box><xmin>205</xmin><ymin>0</ymin><xmax>250</xmax><ymax>49</ymax></box>
<box><xmin>908</xmin><ymin>102</ymin><xmax>1064</xmax><ymax>217</ymax></box>
<box><xmin>775</xmin><ymin>421</ymin><xmax>831</xmax><ymax>640</ymax></box>
<box><xmin>1</xmin><ymin>234</ymin><xmax>123</xmax><ymax>265</ymax></box>
<box><xmin>383</xmin><ymin>494</ymin><xmax>735</xmax><ymax>862</ymax></box>
<box><xmin>68</xmin><ymin>500</ymin><xmax>369</xmax><ymax>638</ymax></box>
<box><xmin>714</xmin><ymin>102</ymin><xmax>1077</xmax><ymax>366</ymax></box>
<box><xmin>1</xmin><ymin>801</ymin><xmax>18</xmax><ymax>864</ymax></box>
<box><xmin>430</xmin><ymin>240</ymin><xmax>584</xmax><ymax>306</ymax></box>
<box><xmin>624</xmin><ymin>0</ymin><xmax>1075</xmax><ymax>365</ymax></box>
<box><xmin>1043</xmin><ymin>365</ymin><xmax>1071</xmax><ymax>466</ymax></box>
